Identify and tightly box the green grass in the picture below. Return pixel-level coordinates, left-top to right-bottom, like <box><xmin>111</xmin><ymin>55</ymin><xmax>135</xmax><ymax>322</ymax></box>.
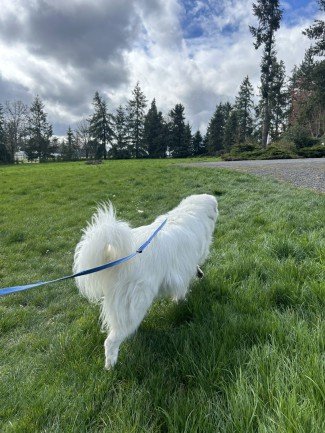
<box><xmin>0</xmin><ymin>160</ymin><xmax>324</xmax><ymax>433</ymax></box>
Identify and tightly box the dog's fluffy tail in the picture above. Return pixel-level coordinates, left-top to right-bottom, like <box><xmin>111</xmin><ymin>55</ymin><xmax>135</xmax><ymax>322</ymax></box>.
<box><xmin>73</xmin><ymin>203</ymin><xmax>134</xmax><ymax>302</ymax></box>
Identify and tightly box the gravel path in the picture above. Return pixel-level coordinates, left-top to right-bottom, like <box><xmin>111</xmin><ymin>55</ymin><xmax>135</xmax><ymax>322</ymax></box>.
<box><xmin>186</xmin><ymin>158</ymin><xmax>325</xmax><ymax>193</ymax></box>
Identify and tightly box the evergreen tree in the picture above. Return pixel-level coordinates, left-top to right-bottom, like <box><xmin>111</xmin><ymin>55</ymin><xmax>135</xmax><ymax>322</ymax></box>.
<box><xmin>303</xmin><ymin>0</ymin><xmax>325</xmax><ymax>56</ymax></box>
<box><xmin>235</xmin><ymin>76</ymin><xmax>255</xmax><ymax>142</ymax></box>
<box><xmin>250</xmin><ymin>0</ymin><xmax>283</xmax><ymax>147</ymax></box>
<box><xmin>127</xmin><ymin>82</ymin><xmax>147</xmax><ymax>158</ymax></box>
<box><xmin>110</xmin><ymin>105</ymin><xmax>131</xmax><ymax>159</ymax></box>
<box><xmin>184</xmin><ymin>123</ymin><xmax>193</xmax><ymax>156</ymax></box>
<box><xmin>269</xmin><ymin>59</ymin><xmax>289</xmax><ymax>139</ymax></box>
<box><xmin>205</xmin><ymin>103</ymin><xmax>227</xmax><ymax>154</ymax></box>
<box><xmin>289</xmin><ymin>49</ymin><xmax>325</xmax><ymax>138</ymax></box>
<box><xmin>143</xmin><ymin>99</ymin><xmax>167</xmax><ymax>158</ymax></box>
<box><xmin>223</xmin><ymin>109</ymin><xmax>239</xmax><ymax>150</ymax></box>
<box><xmin>25</xmin><ymin>96</ymin><xmax>53</xmax><ymax>161</ymax></box>
<box><xmin>0</xmin><ymin>104</ymin><xmax>10</xmax><ymax>163</ymax></box>
<box><xmin>168</xmin><ymin>103</ymin><xmax>190</xmax><ymax>158</ymax></box>
<box><xmin>192</xmin><ymin>130</ymin><xmax>205</xmax><ymax>156</ymax></box>
<box><xmin>61</xmin><ymin>126</ymin><xmax>78</xmax><ymax>160</ymax></box>
<box><xmin>89</xmin><ymin>91</ymin><xmax>114</xmax><ymax>159</ymax></box>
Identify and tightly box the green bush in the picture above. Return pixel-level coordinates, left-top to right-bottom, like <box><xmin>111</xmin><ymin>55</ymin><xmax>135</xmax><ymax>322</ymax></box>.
<box><xmin>284</xmin><ymin>125</ymin><xmax>319</xmax><ymax>148</ymax></box>
<box><xmin>259</xmin><ymin>141</ymin><xmax>297</xmax><ymax>159</ymax></box>
<box><xmin>296</xmin><ymin>144</ymin><xmax>325</xmax><ymax>158</ymax></box>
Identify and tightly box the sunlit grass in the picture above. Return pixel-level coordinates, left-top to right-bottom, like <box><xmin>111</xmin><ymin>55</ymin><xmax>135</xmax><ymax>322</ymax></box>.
<box><xmin>0</xmin><ymin>160</ymin><xmax>324</xmax><ymax>432</ymax></box>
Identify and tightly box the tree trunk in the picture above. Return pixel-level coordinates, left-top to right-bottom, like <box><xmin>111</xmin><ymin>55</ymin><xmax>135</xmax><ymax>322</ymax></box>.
<box><xmin>262</xmin><ymin>97</ymin><xmax>270</xmax><ymax>147</ymax></box>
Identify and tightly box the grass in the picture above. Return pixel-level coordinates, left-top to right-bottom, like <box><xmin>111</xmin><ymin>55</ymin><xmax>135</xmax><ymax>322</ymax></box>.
<box><xmin>0</xmin><ymin>159</ymin><xmax>324</xmax><ymax>433</ymax></box>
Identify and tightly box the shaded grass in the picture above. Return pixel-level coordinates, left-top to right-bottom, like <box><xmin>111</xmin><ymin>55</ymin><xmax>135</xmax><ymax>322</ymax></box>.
<box><xmin>0</xmin><ymin>159</ymin><xmax>324</xmax><ymax>432</ymax></box>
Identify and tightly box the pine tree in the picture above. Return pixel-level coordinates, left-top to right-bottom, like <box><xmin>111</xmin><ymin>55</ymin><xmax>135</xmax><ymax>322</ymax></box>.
<box><xmin>168</xmin><ymin>103</ymin><xmax>190</xmax><ymax>158</ymax></box>
<box><xmin>143</xmin><ymin>99</ymin><xmax>167</xmax><ymax>158</ymax></box>
<box><xmin>89</xmin><ymin>91</ymin><xmax>114</xmax><ymax>159</ymax></box>
<box><xmin>235</xmin><ymin>76</ymin><xmax>255</xmax><ymax>142</ymax></box>
<box><xmin>223</xmin><ymin>109</ymin><xmax>239</xmax><ymax>150</ymax></box>
<box><xmin>288</xmin><ymin>49</ymin><xmax>325</xmax><ymax>138</ymax></box>
<box><xmin>250</xmin><ymin>0</ymin><xmax>283</xmax><ymax>147</ymax></box>
<box><xmin>110</xmin><ymin>105</ymin><xmax>131</xmax><ymax>159</ymax></box>
<box><xmin>303</xmin><ymin>0</ymin><xmax>325</xmax><ymax>56</ymax></box>
<box><xmin>0</xmin><ymin>104</ymin><xmax>10</xmax><ymax>164</ymax></box>
<box><xmin>269</xmin><ymin>59</ymin><xmax>289</xmax><ymax>139</ymax></box>
<box><xmin>61</xmin><ymin>126</ymin><xmax>78</xmax><ymax>160</ymax></box>
<box><xmin>127</xmin><ymin>82</ymin><xmax>147</xmax><ymax>158</ymax></box>
<box><xmin>205</xmin><ymin>103</ymin><xmax>227</xmax><ymax>154</ymax></box>
<box><xmin>192</xmin><ymin>130</ymin><xmax>205</xmax><ymax>156</ymax></box>
<box><xmin>184</xmin><ymin>123</ymin><xmax>193</xmax><ymax>156</ymax></box>
<box><xmin>25</xmin><ymin>96</ymin><xmax>53</xmax><ymax>161</ymax></box>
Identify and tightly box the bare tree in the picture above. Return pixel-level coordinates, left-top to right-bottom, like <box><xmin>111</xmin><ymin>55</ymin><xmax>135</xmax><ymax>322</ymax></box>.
<box><xmin>76</xmin><ymin>119</ymin><xmax>92</xmax><ymax>158</ymax></box>
<box><xmin>5</xmin><ymin>100</ymin><xmax>28</xmax><ymax>160</ymax></box>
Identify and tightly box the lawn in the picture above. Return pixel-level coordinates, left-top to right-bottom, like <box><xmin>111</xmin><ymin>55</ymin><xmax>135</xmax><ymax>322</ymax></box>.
<box><xmin>0</xmin><ymin>160</ymin><xmax>324</xmax><ymax>433</ymax></box>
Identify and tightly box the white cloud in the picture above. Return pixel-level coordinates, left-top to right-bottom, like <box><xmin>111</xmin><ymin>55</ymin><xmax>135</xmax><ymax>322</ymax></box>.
<box><xmin>0</xmin><ymin>0</ymin><xmax>317</xmax><ymax>134</ymax></box>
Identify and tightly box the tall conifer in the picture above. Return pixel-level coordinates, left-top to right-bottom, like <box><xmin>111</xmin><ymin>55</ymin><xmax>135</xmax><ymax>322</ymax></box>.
<box><xmin>250</xmin><ymin>0</ymin><xmax>282</xmax><ymax>147</ymax></box>
<box><xmin>127</xmin><ymin>82</ymin><xmax>147</xmax><ymax>158</ymax></box>
<box><xmin>25</xmin><ymin>96</ymin><xmax>53</xmax><ymax>161</ymax></box>
<box><xmin>89</xmin><ymin>91</ymin><xmax>114</xmax><ymax>159</ymax></box>
<box><xmin>143</xmin><ymin>99</ymin><xmax>167</xmax><ymax>158</ymax></box>
<box><xmin>168</xmin><ymin>104</ymin><xmax>190</xmax><ymax>158</ymax></box>
<box><xmin>235</xmin><ymin>76</ymin><xmax>255</xmax><ymax>142</ymax></box>
<box><xmin>111</xmin><ymin>105</ymin><xmax>130</xmax><ymax>159</ymax></box>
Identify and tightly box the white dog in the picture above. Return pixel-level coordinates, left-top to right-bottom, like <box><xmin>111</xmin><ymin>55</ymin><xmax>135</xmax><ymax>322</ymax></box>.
<box><xmin>73</xmin><ymin>194</ymin><xmax>218</xmax><ymax>369</ymax></box>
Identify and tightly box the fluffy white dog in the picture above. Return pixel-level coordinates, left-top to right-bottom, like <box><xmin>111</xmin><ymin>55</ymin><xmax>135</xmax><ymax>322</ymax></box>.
<box><xmin>73</xmin><ymin>194</ymin><xmax>218</xmax><ymax>369</ymax></box>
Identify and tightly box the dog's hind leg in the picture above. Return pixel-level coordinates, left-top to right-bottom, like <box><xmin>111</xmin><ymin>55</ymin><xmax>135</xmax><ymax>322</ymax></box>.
<box><xmin>103</xmin><ymin>283</ymin><xmax>156</xmax><ymax>370</ymax></box>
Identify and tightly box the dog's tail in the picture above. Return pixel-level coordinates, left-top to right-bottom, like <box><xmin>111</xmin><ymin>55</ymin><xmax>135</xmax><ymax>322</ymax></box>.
<box><xmin>73</xmin><ymin>202</ymin><xmax>134</xmax><ymax>302</ymax></box>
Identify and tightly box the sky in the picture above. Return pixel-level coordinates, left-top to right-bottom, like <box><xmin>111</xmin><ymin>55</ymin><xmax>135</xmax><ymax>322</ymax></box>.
<box><xmin>0</xmin><ymin>0</ymin><xmax>321</xmax><ymax>135</ymax></box>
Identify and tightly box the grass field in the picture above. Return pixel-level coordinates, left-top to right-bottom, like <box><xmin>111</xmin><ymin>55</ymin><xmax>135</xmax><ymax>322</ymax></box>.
<box><xmin>0</xmin><ymin>160</ymin><xmax>324</xmax><ymax>433</ymax></box>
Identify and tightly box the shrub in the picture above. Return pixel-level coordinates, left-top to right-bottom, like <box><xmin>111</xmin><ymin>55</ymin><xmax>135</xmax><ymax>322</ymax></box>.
<box><xmin>296</xmin><ymin>144</ymin><xmax>325</xmax><ymax>158</ymax></box>
<box><xmin>284</xmin><ymin>125</ymin><xmax>319</xmax><ymax>148</ymax></box>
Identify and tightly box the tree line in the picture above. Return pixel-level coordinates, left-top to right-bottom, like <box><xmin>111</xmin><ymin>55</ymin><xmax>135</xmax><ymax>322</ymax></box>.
<box><xmin>0</xmin><ymin>0</ymin><xmax>324</xmax><ymax>164</ymax></box>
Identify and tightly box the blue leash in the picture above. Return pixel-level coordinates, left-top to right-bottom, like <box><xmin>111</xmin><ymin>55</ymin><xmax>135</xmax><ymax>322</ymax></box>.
<box><xmin>0</xmin><ymin>218</ymin><xmax>167</xmax><ymax>297</ymax></box>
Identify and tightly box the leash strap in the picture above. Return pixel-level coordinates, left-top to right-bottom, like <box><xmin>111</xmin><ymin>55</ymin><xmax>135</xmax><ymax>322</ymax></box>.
<box><xmin>0</xmin><ymin>218</ymin><xmax>167</xmax><ymax>297</ymax></box>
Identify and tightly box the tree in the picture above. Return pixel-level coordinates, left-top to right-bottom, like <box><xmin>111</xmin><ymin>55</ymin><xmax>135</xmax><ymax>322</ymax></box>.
<box><xmin>127</xmin><ymin>82</ymin><xmax>147</xmax><ymax>158</ymax></box>
<box><xmin>250</xmin><ymin>0</ymin><xmax>283</xmax><ymax>147</ymax></box>
<box><xmin>25</xmin><ymin>96</ymin><xmax>53</xmax><ymax>161</ymax></box>
<box><xmin>235</xmin><ymin>76</ymin><xmax>255</xmax><ymax>142</ymax></box>
<box><xmin>168</xmin><ymin>103</ymin><xmax>190</xmax><ymax>158</ymax></box>
<box><xmin>4</xmin><ymin>100</ymin><xmax>28</xmax><ymax>162</ymax></box>
<box><xmin>223</xmin><ymin>109</ymin><xmax>239</xmax><ymax>150</ymax></box>
<box><xmin>303</xmin><ymin>0</ymin><xmax>325</xmax><ymax>56</ymax></box>
<box><xmin>0</xmin><ymin>104</ymin><xmax>10</xmax><ymax>163</ymax></box>
<box><xmin>76</xmin><ymin>119</ymin><xmax>92</xmax><ymax>159</ymax></box>
<box><xmin>192</xmin><ymin>130</ymin><xmax>206</xmax><ymax>156</ymax></box>
<box><xmin>60</xmin><ymin>126</ymin><xmax>78</xmax><ymax>160</ymax></box>
<box><xmin>269</xmin><ymin>58</ymin><xmax>289</xmax><ymax>139</ymax></box>
<box><xmin>289</xmin><ymin>49</ymin><xmax>325</xmax><ymax>138</ymax></box>
<box><xmin>184</xmin><ymin>123</ymin><xmax>193</xmax><ymax>156</ymax></box>
<box><xmin>110</xmin><ymin>105</ymin><xmax>131</xmax><ymax>159</ymax></box>
<box><xmin>143</xmin><ymin>99</ymin><xmax>168</xmax><ymax>158</ymax></box>
<box><xmin>89</xmin><ymin>91</ymin><xmax>114</xmax><ymax>159</ymax></box>
<box><xmin>205</xmin><ymin>103</ymin><xmax>227</xmax><ymax>154</ymax></box>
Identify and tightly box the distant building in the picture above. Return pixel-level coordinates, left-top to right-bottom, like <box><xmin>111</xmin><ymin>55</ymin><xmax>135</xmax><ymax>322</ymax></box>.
<box><xmin>14</xmin><ymin>151</ymin><xmax>28</xmax><ymax>163</ymax></box>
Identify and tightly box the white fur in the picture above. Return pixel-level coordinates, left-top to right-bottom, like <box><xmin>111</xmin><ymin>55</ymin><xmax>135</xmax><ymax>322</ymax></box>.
<box><xmin>73</xmin><ymin>194</ymin><xmax>218</xmax><ymax>369</ymax></box>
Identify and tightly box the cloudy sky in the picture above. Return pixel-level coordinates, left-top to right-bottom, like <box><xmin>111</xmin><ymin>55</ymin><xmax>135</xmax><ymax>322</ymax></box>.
<box><xmin>0</xmin><ymin>0</ymin><xmax>321</xmax><ymax>135</ymax></box>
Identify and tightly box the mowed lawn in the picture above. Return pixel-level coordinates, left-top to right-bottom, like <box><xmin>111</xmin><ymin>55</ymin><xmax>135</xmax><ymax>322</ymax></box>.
<box><xmin>0</xmin><ymin>160</ymin><xmax>324</xmax><ymax>433</ymax></box>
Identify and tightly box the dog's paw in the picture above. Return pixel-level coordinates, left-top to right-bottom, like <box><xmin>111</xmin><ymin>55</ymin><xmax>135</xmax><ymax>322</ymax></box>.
<box><xmin>197</xmin><ymin>265</ymin><xmax>204</xmax><ymax>279</ymax></box>
<box><xmin>104</xmin><ymin>354</ymin><xmax>118</xmax><ymax>370</ymax></box>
